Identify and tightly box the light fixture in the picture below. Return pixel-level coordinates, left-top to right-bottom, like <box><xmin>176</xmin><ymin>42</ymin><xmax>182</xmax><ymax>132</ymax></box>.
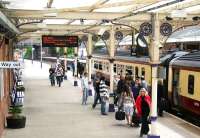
<box><xmin>192</xmin><ymin>16</ymin><xmax>200</xmax><ymax>21</ymax></box>
<box><xmin>44</xmin><ymin>13</ymin><xmax>57</xmax><ymax>17</ymax></box>
<box><xmin>165</xmin><ymin>16</ymin><xmax>173</xmax><ymax>21</ymax></box>
<box><xmin>80</xmin><ymin>19</ymin><xmax>84</xmax><ymax>25</ymax></box>
<box><xmin>171</xmin><ymin>9</ymin><xmax>187</xmax><ymax>18</ymax></box>
<box><xmin>98</xmin><ymin>28</ymin><xmax>106</xmax><ymax>36</ymax></box>
<box><xmin>37</xmin><ymin>22</ymin><xmax>47</xmax><ymax>28</ymax></box>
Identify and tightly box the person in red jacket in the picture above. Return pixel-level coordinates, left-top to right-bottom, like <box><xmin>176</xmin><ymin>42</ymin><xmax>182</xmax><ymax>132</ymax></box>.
<box><xmin>136</xmin><ymin>88</ymin><xmax>151</xmax><ymax>137</ymax></box>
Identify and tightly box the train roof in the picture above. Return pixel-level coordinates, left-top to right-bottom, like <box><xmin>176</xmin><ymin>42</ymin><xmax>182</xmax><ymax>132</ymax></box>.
<box><xmin>171</xmin><ymin>51</ymin><xmax>200</xmax><ymax>68</ymax></box>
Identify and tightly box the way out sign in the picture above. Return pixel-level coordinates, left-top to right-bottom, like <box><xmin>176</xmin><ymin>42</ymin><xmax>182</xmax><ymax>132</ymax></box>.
<box><xmin>0</xmin><ymin>61</ymin><xmax>24</xmax><ymax>69</ymax></box>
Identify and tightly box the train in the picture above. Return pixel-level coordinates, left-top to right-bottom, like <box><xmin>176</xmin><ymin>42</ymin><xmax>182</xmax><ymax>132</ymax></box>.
<box><xmin>91</xmin><ymin>49</ymin><xmax>200</xmax><ymax>125</ymax></box>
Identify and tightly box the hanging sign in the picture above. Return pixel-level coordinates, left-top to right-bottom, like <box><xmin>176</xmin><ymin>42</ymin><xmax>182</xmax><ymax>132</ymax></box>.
<box><xmin>42</xmin><ymin>35</ymin><xmax>78</xmax><ymax>47</ymax></box>
<box><xmin>0</xmin><ymin>61</ymin><xmax>24</xmax><ymax>69</ymax></box>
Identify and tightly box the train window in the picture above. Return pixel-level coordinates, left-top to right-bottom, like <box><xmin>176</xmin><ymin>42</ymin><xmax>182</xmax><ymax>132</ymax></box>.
<box><xmin>94</xmin><ymin>61</ymin><xmax>98</xmax><ymax>69</ymax></box>
<box><xmin>99</xmin><ymin>62</ymin><xmax>103</xmax><ymax>70</ymax></box>
<box><xmin>142</xmin><ymin>67</ymin><xmax>145</xmax><ymax>76</ymax></box>
<box><xmin>126</xmin><ymin>66</ymin><xmax>133</xmax><ymax>75</ymax></box>
<box><xmin>135</xmin><ymin>67</ymin><xmax>139</xmax><ymax>78</ymax></box>
<box><xmin>188</xmin><ymin>75</ymin><xmax>194</xmax><ymax>95</ymax></box>
<box><xmin>114</xmin><ymin>64</ymin><xmax>116</xmax><ymax>73</ymax></box>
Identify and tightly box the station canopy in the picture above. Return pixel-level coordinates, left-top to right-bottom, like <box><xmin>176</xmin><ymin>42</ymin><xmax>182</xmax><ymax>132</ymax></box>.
<box><xmin>0</xmin><ymin>0</ymin><xmax>200</xmax><ymax>40</ymax></box>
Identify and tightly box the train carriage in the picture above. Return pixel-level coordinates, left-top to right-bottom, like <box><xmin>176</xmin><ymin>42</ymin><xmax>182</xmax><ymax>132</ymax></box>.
<box><xmin>168</xmin><ymin>51</ymin><xmax>200</xmax><ymax>119</ymax></box>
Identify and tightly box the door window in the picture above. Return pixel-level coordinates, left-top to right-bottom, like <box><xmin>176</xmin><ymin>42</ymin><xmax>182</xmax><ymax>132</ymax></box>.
<box><xmin>188</xmin><ymin>75</ymin><xmax>194</xmax><ymax>95</ymax></box>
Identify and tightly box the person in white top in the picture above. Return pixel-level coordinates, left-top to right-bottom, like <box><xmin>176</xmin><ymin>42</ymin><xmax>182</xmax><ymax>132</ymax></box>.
<box><xmin>81</xmin><ymin>72</ymin><xmax>88</xmax><ymax>105</ymax></box>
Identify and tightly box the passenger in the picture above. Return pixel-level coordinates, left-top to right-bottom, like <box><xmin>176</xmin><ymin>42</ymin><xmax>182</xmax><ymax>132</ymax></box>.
<box><xmin>115</xmin><ymin>75</ymin><xmax>125</xmax><ymax>106</ymax></box>
<box><xmin>121</xmin><ymin>84</ymin><xmax>135</xmax><ymax>126</ymax></box>
<box><xmin>72</xmin><ymin>60</ymin><xmax>75</xmax><ymax>76</ymax></box>
<box><xmin>81</xmin><ymin>72</ymin><xmax>88</xmax><ymax>105</ymax></box>
<box><xmin>99</xmin><ymin>76</ymin><xmax>109</xmax><ymax>115</ymax></box>
<box><xmin>131</xmin><ymin>77</ymin><xmax>142</xmax><ymax>100</ymax></box>
<box><xmin>157</xmin><ymin>80</ymin><xmax>164</xmax><ymax>117</ymax></box>
<box><xmin>49</xmin><ymin>65</ymin><xmax>55</xmax><ymax>86</ymax></box>
<box><xmin>55</xmin><ymin>64</ymin><xmax>64</xmax><ymax>87</ymax></box>
<box><xmin>92</xmin><ymin>72</ymin><xmax>101</xmax><ymax>109</ymax></box>
<box><xmin>140</xmin><ymin>76</ymin><xmax>148</xmax><ymax>90</ymax></box>
<box><xmin>136</xmin><ymin>88</ymin><xmax>151</xmax><ymax>137</ymax></box>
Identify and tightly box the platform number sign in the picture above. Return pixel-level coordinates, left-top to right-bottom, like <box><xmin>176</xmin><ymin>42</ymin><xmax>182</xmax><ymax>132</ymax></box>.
<box><xmin>160</xmin><ymin>23</ymin><xmax>172</xmax><ymax>36</ymax></box>
<box><xmin>140</xmin><ymin>22</ymin><xmax>152</xmax><ymax>36</ymax></box>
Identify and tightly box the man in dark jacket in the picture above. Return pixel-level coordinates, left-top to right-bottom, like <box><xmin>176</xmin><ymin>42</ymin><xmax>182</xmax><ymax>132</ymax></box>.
<box><xmin>115</xmin><ymin>75</ymin><xmax>125</xmax><ymax>106</ymax></box>
<box><xmin>92</xmin><ymin>73</ymin><xmax>101</xmax><ymax>109</ymax></box>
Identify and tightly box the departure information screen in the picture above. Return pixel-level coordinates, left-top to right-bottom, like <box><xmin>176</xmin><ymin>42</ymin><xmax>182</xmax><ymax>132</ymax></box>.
<box><xmin>42</xmin><ymin>35</ymin><xmax>78</xmax><ymax>47</ymax></box>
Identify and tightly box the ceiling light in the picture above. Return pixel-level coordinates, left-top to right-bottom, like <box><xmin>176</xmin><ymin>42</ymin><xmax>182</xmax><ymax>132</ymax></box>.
<box><xmin>98</xmin><ymin>28</ymin><xmax>106</xmax><ymax>35</ymax></box>
<box><xmin>165</xmin><ymin>16</ymin><xmax>173</xmax><ymax>21</ymax></box>
<box><xmin>44</xmin><ymin>13</ymin><xmax>57</xmax><ymax>17</ymax></box>
<box><xmin>37</xmin><ymin>23</ymin><xmax>47</xmax><ymax>28</ymax></box>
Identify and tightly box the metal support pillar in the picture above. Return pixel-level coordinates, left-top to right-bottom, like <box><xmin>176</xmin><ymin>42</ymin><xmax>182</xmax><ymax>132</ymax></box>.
<box><xmin>108</xmin><ymin>25</ymin><xmax>115</xmax><ymax>112</ymax></box>
<box><xmin>148</xmin><ymin>13</ymin><xmax>160</xmax><ymax>138</ymax></box>
<box><xmin>74</xmin><ymin>47</ymin><xmax>78</xmax><ymax>86</ymax></box>
<box><xmin>87</xmin><ymin>34</ymin><xmax>92</xmax><ymax>83</ymax></box>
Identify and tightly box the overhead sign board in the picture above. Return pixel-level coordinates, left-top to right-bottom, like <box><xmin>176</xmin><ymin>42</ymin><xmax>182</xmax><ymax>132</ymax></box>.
<box><xmin>0</xmin><ymin>61</ymin><xmax>24</xmax><ymax>69</ymax></box>
<box><xmin>42</xmin><ymin>35</ymin><xmax>78</xmax><ymax>47</ymax></box>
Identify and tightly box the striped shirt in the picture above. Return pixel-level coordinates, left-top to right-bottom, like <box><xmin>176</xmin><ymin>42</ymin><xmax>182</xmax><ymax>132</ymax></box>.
<box><xmin>99</xmin><ymin>80</ymin><xmax>108</xmax><ymax>97</ymax></box>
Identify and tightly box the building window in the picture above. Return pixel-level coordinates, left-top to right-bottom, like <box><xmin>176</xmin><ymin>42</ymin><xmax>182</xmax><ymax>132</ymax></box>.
<box><xmin>0</xmin><ymin>69</ymin><xmax>4</xmax><ymax>100</ymax></box>
<box><xmin>135</xmin><ymin>67</ymin><xmax>138</xmax><ymax>78</ymax></box>
<box><xmin>188</xmin><ymin>75</ymin><xmax>194</xmax><ymax>95</ymax></box>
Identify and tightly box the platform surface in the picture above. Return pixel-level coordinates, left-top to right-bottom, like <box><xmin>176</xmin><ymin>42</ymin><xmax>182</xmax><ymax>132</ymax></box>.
<box><xmin>2</xmin><ymin>60</ymin><xmax>200</xmax><ymax>138</ymax></box>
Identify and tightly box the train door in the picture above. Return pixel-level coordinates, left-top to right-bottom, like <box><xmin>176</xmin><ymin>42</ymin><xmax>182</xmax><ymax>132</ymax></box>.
<box><xmin>172</xmin><ymin>68</ymin><xmax>180</xmax><ymax>106</ymax></box>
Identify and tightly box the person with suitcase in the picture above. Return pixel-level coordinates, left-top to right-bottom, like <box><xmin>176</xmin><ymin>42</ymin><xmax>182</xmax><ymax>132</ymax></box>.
<box><xmin>99</xmin><ymin>76</ymin><xmax>109</xmax><ymax>115</ymax></box>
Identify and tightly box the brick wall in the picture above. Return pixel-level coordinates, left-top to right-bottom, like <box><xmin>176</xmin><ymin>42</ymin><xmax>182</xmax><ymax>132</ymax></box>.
<box><xmin>0</xmin><ymin>38</ymin><xmax>13</xmax><ymax>137</ymax></box>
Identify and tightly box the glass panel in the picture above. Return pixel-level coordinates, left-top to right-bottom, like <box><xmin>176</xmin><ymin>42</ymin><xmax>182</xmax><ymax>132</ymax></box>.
<box><xmin>188</xmin><ymin>75</ymin><xmax>194</xmax><ymax>95</ymax></box>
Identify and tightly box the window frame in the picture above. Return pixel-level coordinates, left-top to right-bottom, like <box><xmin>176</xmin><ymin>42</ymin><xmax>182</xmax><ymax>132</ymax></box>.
<box><xmin>188</xmin><ymin>74</ymin><xmax>195</xmax><ymax>95</ymax></box>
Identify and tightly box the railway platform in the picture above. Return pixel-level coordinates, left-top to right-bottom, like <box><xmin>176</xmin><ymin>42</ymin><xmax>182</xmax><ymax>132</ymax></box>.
<box><xmin>2</xmin><ymin>60</ymin><xmax>200</xmax><ymax>138</ymax></box>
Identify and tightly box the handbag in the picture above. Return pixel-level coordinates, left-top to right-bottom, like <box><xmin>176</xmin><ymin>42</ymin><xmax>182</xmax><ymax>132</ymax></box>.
<box><xmin>88</xmin><ymin>89</ymin><xmax>92</xmax><ymax>96</ymax></box>
<box><xmin>115</xmin><ymin>110</ymin><xmax>125</xmax><ymax>120</ymax></box>
<box><xmin>132</xmin><ymin>108</ymin><xmax>140</xmax><ymax>125</ymax></box>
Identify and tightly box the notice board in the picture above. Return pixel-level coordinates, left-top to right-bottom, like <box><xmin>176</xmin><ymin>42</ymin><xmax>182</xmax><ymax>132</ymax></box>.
<box><xmin>42</xmin><ymin>35</ymin><xmax>78</xmax><ymax>47</ymax></box>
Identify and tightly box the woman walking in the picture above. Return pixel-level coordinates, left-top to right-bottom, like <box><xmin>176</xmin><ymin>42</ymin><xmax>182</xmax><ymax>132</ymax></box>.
<box><xmin>136</xmin><ymin>88</ymin><xmax>151</xmax><ymax>137</ymax></box>
<box><xmin>121</xmin><ymin>85</ymin><xmax>135</xmax><ymax>126</ymax></box>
